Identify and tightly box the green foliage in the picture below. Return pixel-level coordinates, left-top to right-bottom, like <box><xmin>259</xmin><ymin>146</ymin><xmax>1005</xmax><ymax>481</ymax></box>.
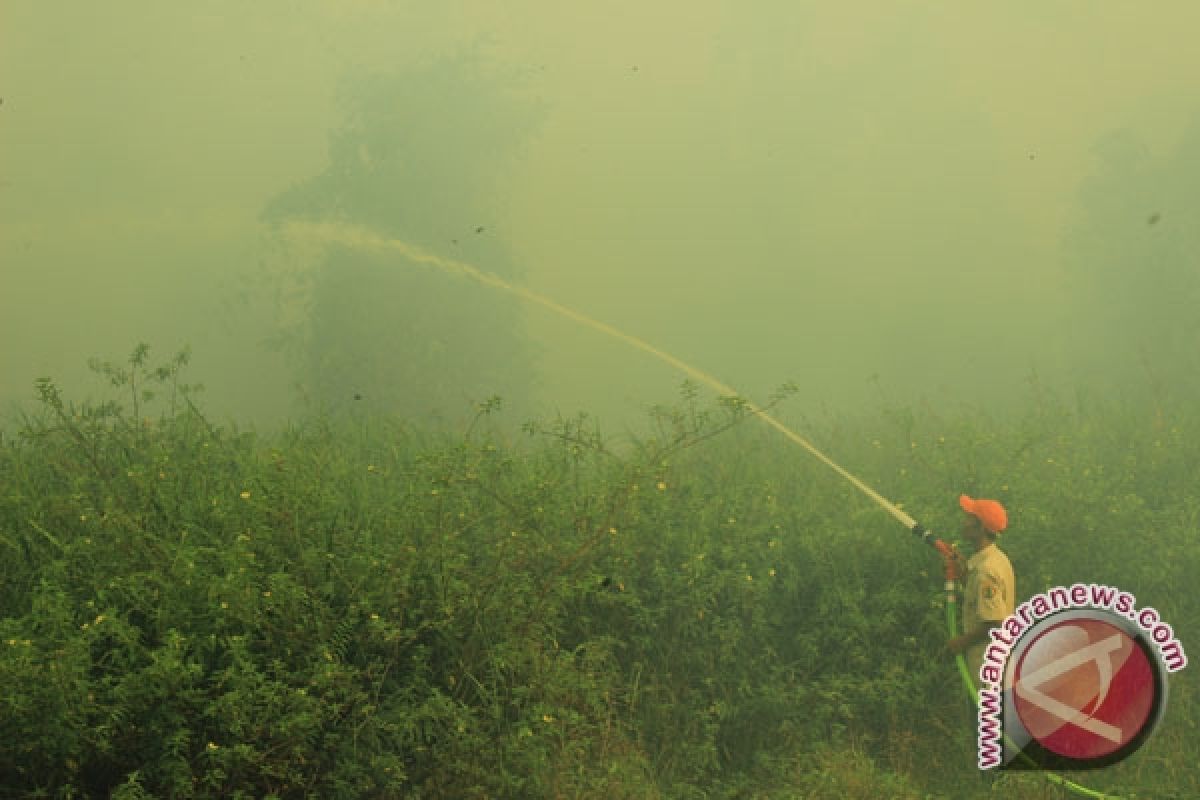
<box><xmin>1</xmin><ymin>348</ymin><xmax>1197</xmax><ymax>798</ymax></box>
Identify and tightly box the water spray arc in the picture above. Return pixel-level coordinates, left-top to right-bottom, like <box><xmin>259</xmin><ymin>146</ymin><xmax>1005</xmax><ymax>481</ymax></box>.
<box><xmin>280</xmin><ymin>221</ymin><xmax>915</xmax><ymax>525</ymax></box>
<box><xmin>279</xmin><ymin>220</ymin><xmax>1120</xmax><ymax>799</ymax></box>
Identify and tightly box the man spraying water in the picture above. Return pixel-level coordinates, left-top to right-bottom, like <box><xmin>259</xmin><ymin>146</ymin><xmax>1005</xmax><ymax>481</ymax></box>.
<box><xmin>279</xmin><ymin>220</ymin><xmax>1126</xmax><ymax>797</ymax></box>
<box><xmin>947</xmin><ymin>495</ymin><xmax>1015</xmax><ymax>686</ymax></box>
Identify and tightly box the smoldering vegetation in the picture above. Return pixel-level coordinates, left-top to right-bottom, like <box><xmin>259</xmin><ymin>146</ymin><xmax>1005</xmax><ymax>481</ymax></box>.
<box><xmin>1</xmin><ymin>345</ymin><xmax>1197</xmax><ymax>798</ymax></box>
<box><xmin>2</xmin><ymin>6</ymin><xmax>1199</xmax><ymax>798</ymax></box>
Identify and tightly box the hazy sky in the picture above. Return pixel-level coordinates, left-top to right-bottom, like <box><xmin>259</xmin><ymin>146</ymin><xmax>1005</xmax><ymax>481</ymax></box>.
<box><xmin>3</xmin><ymin>2</ymin><xmax>1198</xmax><ymax>428</ymax></box>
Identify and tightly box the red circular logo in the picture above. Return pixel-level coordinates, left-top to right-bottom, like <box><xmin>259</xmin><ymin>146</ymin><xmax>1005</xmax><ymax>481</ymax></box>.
<box><xmin>1012</xmin><ymin>616</ymin><xmax>1156</xmax><ymax>761</ymax></box>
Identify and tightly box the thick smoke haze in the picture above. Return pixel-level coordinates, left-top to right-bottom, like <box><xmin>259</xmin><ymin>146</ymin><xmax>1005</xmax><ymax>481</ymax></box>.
<box><xmin>3</xmin><ymin>2</ymin><xmax>1197</xmax><ymax>430</ymax></box>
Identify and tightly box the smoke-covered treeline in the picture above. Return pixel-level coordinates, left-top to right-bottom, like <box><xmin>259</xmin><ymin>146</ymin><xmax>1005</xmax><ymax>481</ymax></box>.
<box><xmin>262</xmin><ymin>55</ymin><xmax>544</xmax><ymax>424</ymax></box>
<box><xmin>1062</xmin><ymin>118</ymin><xmax>1200</xmax><ymax>402</ymax></box>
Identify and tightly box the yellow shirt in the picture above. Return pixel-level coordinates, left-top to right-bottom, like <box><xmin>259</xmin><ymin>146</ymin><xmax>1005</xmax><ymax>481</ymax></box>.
<box><xmin>962</xmin><ymin>543</ymin><xmax>1015</xmax><ymax>682</ymax></box>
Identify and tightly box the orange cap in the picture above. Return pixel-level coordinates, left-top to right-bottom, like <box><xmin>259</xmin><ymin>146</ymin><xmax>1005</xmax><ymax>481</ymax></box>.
<box><xmin>959</xmin><ymin>494</ymin><xmax>1008</xmax><ymax>534</ymax></box>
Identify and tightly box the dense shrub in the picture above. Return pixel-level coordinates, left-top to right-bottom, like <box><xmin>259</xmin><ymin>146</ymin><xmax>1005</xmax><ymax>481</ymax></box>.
<box><xmin>0</xmin><ymin>348</ymin><xmax>1195</xmax><ymax>798</ymax></box>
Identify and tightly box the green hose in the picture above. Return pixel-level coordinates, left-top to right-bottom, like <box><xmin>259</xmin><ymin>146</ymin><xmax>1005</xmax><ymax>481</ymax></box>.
<box><xmin>943</xmin><ymin>590</ymin><xmax>1123</xmax><ymax>799</ymax></box>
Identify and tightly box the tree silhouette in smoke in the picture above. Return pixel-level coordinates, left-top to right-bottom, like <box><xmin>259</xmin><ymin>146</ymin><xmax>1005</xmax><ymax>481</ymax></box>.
<box><xmin>1061</xmin><ymin>121</ymin><xmax>1200</xmax><ymax>398</ymax></box>
<box><xmin>263</xmin><ymin>55</ymin><xmax>543</xmax><ymax>422</ymax></box>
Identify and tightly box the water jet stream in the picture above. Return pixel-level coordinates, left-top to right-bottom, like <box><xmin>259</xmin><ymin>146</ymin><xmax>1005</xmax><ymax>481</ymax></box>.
<box><xmin>279</xmin><ymin>219</ymin><xmax>914</xmax><ymax>528</ymax></box>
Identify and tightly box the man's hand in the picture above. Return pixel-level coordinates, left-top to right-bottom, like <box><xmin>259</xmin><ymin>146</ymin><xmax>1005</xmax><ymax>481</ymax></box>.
<box><xmin>948</xmin><ymin>623</ymin><xmax>999</xmax><ymax>655</ymax></box>
<box><xmin>946</xmin><ymin>634</ymin><xmax>970</xmax><ymax>655</ymax></box>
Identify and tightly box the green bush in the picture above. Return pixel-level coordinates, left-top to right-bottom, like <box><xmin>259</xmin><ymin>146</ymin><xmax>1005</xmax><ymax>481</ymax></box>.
<box><xmin>0</xmin><ymin>347</ymin><xmax>1195</xmax><ymax>798</ymax></box>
